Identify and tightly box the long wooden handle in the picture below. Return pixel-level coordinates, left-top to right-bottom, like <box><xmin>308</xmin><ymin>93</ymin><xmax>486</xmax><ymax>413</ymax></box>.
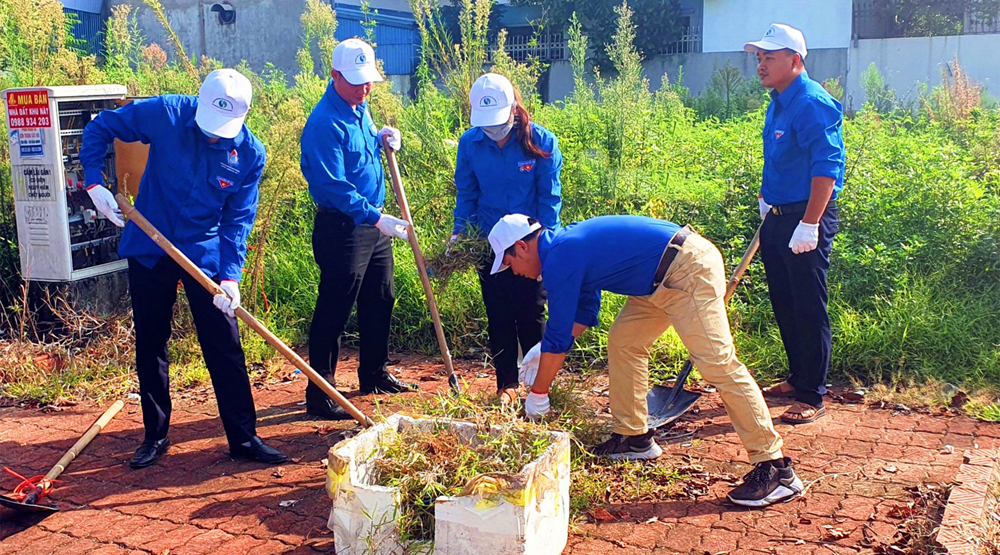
<box><xmin>723</xmin><ymin>223</ymin><xmax>763</xmax><ymax>303</ymax></box>
<box><xmin>381</xmin><ymin>140</ymin><xmax>456</xmax><ymax>379</ymax></box>
<box><xmin>45</xmin><ymin>400</ymin><xmax>124</xmax><ymax>480</ymax></box>
<box><xmin>115</xmin><ymin>194</ymin><xmax>373</xmax><ymax>428</ymax></box>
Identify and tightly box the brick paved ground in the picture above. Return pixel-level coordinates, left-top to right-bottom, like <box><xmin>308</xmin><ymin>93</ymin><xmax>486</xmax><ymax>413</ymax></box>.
<box><xmin>1</xmin><ymin>352</ymin><xmax>997</xmax><ymax>554</ymax></box>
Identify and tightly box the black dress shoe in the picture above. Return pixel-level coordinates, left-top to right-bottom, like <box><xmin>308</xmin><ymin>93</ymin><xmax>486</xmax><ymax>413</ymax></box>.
<box><xmin>130</xmin><ymin>437</ymin><xmax>170</xmax><ymax>469</ymax></box>
<box><xmin>230</xmin><ymin>436</ymin><xmax>288</xmax><ymax>464</ymax></box>
<box><xmin>306</xmin><ymin>398</ymin><xmax>353</xmax><ymax>420</ymax></box>
<box><xmin>359</xmin><ymin>373</ymin><xmax>418</xmax><ymax>395</ymax></box>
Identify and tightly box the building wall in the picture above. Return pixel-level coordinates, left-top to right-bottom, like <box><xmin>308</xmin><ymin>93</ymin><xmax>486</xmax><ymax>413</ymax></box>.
<box><xmin>545</xmin><ymin>48</ymin><xmax>848</xmax><ymax>103</ymax></box>
<box><xmin>701</xmin><ymin>0</ymin><xmax>852</xmax><ymax>52</ymax></box>
<box><xmin>846</xmin><ymin>34</ymin><xmax>1000</xmax><ymax>110</ymax></box>
<box><xmin>110</xmin><ymin>0</ymin><xmax>308</xmax><ymax>76</ymax></box>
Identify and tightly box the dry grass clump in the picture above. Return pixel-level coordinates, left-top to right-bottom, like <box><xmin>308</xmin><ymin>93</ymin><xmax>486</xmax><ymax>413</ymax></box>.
<box><xmin>424</xmin><ymin>233</ymin><xmax>491</xmax><ymax>288</ymax></box>
<box><xmin>369</xmin><ymin>422</ymin><xmax>551</xmax><ymax>543</ymax></box>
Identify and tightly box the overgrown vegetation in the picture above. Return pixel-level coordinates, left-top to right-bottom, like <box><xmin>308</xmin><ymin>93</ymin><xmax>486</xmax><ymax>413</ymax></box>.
<box><xmin>370</xmin><ymin>421</ymin><xmax>552</xmax><ymax>543</ymax></box>
<box><xmin>0</xmin><ymin>1</ymin><xmax>998</xmax><ymax>415</ymax></box>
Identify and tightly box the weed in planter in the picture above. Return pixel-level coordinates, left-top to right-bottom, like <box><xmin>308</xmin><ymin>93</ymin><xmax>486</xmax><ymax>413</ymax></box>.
<box><xmin>369</xmin><ymin>421</ymin><xmax>552</xmax><ymax>544</ymax></box>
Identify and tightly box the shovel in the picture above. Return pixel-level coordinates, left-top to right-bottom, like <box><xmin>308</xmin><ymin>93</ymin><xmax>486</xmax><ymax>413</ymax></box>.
<box><xmin>382</xmin><ymin>138</ymin><xmax>460</xmax><ymax>393</ymax></box>
<box><xmin>646</xmin><ymin>222</ymin><xmax>763</xmax><ymax>429</ymax></box>
<box><xmin>114</xmin><ymin>194</ymin><xmax>374</xmax><ymax>428</ymax></box>
<box><xmin>1</xmin><ymin>399</ymin><xmax>124</xmax><ymax>514</ymax></box>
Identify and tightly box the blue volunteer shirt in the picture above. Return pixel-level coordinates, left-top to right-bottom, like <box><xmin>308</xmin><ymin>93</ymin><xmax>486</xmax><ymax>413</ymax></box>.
<box><xmin>80</xmin><ymin>95</ymin><xmax>265</xmax><ymax>282</ymax></box>
<box><xmin>761</xmin><ymin>71</ymin><xmax>846</xmax><ymax>206</ymax></box>
<box><xmin>453</xmin><ymin>123</ymin><xmax>562</xmax><ymax>236</ymax></box>
<box><xmin>539</xmin><ymin>215</ymin><xmax>681</xmax><ymax>354</ymax></box>
<box><xmin>301</xmin><ymin>82</ymin><xmax>385</xmax><ymax>225</ymax></box>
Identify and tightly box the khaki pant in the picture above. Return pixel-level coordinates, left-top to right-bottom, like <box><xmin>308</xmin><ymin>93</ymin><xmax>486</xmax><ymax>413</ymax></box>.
<box><xmin>607</xmin><ymin>231</ymin><xmax>784</xmax><ymax>464</ymax></box>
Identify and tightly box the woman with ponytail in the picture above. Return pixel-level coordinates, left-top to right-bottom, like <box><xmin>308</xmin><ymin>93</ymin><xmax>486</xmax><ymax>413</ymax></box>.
<box><xmin>451</xmin><ymin>73</ymin><xmax>563</xmax><ymax>403</ymax></box>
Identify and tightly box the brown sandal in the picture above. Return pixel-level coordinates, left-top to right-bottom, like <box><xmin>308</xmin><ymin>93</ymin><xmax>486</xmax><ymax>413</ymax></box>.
<box><xmin>498</xmin><ymin>388</ymin><xmax>519</xmax><ymax>406</ymax></box>
<box><xmin>763</xmin><ymin>381</ymin><xmax>796</xmax><ymax>398</ymax></box>
<box><xmin>780</xmin><ymin>402</ymin><xmax>827</xmax><ymax>424</ymax></box>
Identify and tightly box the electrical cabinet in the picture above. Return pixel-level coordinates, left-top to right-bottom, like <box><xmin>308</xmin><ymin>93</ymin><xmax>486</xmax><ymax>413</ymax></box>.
<box><xmin>5</xmin><ymin>85</ymin><xmax>130</xmax><ymax>282</ymax></box>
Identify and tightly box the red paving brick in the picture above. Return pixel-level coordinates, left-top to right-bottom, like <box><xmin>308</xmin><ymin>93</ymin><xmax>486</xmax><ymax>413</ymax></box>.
<box><xmin>1</xmin><ymin>351</ymin><xmax>997</xmax><ymax>554</ymax></box>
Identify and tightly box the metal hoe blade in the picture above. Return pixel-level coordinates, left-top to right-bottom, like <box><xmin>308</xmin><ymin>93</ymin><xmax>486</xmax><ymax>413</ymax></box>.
<box><xmin>0</xmin><ymin>493</ymin><xmax>58</xmax><ymax>514</ymax></box>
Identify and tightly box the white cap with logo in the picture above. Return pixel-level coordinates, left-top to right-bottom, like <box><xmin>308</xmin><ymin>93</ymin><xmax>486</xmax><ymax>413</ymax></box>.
<box><xmin>195</xmin><ymin>68</ymin><xmax>252</xmax><ymax>139</ymax></box>
<box><xmin>469</xmin><ymin>73</ymin><xmax>515</xmax><ymax>127</ymax></box>
<box><xmin>487</xmin><ymin>214</ymin><xmax>542</xmax><ymax>275</ymax></box>
<box><xmin>332</xmin><ymin>38</ymin><xmax>383</xmax><ymax>85</ymax></box>
<box><xmin>744</xmin><ymin>23</ymin><xmax>808</xmax><ymax>59</ymax></box>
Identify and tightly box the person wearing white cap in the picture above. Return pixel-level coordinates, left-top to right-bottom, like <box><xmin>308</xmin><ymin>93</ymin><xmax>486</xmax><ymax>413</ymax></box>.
<box><xmin>744</xmin><ymin>24</ymin><xmax>845</xmax><ymax>425</ymax></box>
<box><xmin>450</xmin><ymin>73</ymin><xmax>563</xmax><ymax>405</ymax></box>
<box><xmin>488</xmin><ymin>213</ymin><xmax>802</xmax><ymax>507</ymax></box>
<box><xmin>300</xmin><ymin>37</ymin><xmax>417</xmax><ymax>420</ymax></box>
<box><xmin>79</xmin><ymin>68</ymin><xmax>288</xmax><ymax>468</ymax></box>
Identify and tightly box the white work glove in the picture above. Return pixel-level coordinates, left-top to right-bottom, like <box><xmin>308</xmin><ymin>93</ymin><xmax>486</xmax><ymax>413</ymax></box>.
<box><xmin>445</xmin><ymin>234</ymin><xmax>459</xmax><ymax>255</ymax></box>
<box><xmin>788</xmin><ymin>221</ymin><xmax>820</xmax><ymax>254</ymax></box>
<box><xmin>524</xmin><ymin>391</ymin><xmax>550</xmax><ymax>421</ymax></box>
<box><xmin>376</xmin><ymin>214</ymin><xmax>410</xmax><ymax>241</ymax></box>
<box><xmin>213</xmin><ymin>280</ymin><xmax>241</xmax><ymax>317</ymax></box>
<box><xmin>518</xmin><ymin>342</ymin><xmax>542</xmax><ymax>388</ymax></box>
<box><xmin>378</xmin><ymin>126</ymin><xmax>401</xmax><ymax>151</ymax></box>
<box><xmin>758</xmin><ymin>196</ymin><xmax>771</xmax><ymax>220</ymax></box>
<box><xmin>85</xmin><ymin>184</ymin><xmax>125</xmax><ymax>227</ymax></box>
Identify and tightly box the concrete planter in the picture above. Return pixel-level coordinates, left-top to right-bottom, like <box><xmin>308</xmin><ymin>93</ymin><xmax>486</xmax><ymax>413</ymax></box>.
<box><xmin>325</xmin><ymin>414</ymin><xmax>571</xmax><ymax>555</ymax></box>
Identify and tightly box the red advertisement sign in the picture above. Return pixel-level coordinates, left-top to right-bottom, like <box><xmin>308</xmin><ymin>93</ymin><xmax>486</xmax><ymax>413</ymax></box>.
<box><xmin>6</xmin><ymin>90</ymin><xmax>52</xmax><ymax>129</ymax></box>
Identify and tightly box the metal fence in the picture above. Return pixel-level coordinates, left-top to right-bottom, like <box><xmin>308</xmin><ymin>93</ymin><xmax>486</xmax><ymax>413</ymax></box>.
<box><xmin>659</xmin><ymin>24</ymin><xmax>702</xmax><ymax>55</ymax></box>
<box><xmin>488</xmin><ymin>33</ymin><xmax>567</xmax><ymax>63</ymax></box>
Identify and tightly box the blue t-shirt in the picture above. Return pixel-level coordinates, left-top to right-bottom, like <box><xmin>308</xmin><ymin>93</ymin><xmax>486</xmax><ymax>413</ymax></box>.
<box><xmin>539</xmin><ymin>215</ymin><xmax>681</xmax><ymax>354</ymax></box>
<box><xmin>761</xmin><ymin>71</ymin><xmax>845</xmax><ymax>206</ymax></box>
<box><xmin>453</xmin><ymin>123</ymin><xmax>562</xmax><ymax>236</ymax></box>
<box><xmin>301</xmin><ymin>82</ymin><xmax>385</xmax><ymax>225</ymax></box>
<box><xmin>80</xmin><ymin>95</ymin><xmax>266</xmax><ymax>282</ymax></box>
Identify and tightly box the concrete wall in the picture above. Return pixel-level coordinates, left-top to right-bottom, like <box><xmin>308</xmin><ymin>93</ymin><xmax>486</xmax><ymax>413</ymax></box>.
<box><xmin>702</xmin><ymin>0</ymin><xmax>852</xmax><ymax>52</ymax></box>
<box><xmin>545</xmin><ymin>48</ymin><xmax>848</xmax><ymax>103</ymax></box>
<box><xmin>111</xmin><ymin>0</ymin><xmax>309</xmax><ymax>76</ymax></box>
<box><xmin>846</xmin><ymin>34</ymin><xmax>1000</xmax><ymax>110</ymax></box>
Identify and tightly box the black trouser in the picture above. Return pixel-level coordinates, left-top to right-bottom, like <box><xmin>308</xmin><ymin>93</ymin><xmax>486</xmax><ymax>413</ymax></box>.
<box><xmin>477</xmin><ymin>263</ymin><xmax>546</xmax><ymax>390</ymax></box>
<box><xmin>759</xmin><ymin>204</ymin><xmax>839</xmax><ymax>408</ymax></box>
<box><xmin>128</xmin><ymin>257</ymin><xmax>256</xmax><ymax>449</ymax></box>
<box><xmin>307</xmin><ymin>210</ymin><xmax>395</xmax><ymax>400</ymax></box>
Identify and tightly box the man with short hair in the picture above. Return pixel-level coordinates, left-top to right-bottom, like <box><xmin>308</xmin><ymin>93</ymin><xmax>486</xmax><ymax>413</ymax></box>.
<box><xmin>81</xmin><ymin>69</ymin><xmax>287</xmax><ymax>468</ymax></box>
<box><xmin>744</xmin><ymin>24</ymin><xmax>845</xmax><ymax>424</ymax></box>
<box><xmin>300</xmin><ymin>38</ymin><xmax>417</xmax><ymax>420</ymax></box>
<box><xmin>492</xmin><ymin>214</ymin><xmax>802</xmax><ymax>507</ymax></box>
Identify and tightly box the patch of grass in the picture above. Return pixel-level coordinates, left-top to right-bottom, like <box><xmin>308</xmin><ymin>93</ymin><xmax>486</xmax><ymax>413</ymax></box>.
<box><xmin>388</xmin><ymin>374</ymin><xmax>683</xmax><ymax>522</ymax></box>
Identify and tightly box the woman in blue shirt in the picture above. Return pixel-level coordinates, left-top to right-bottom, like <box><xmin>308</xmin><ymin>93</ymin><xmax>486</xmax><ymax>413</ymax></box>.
<box><xmin>451</xmin><ymin>73</ymin><xmax>563</xmax><ymax>402</ymax></box>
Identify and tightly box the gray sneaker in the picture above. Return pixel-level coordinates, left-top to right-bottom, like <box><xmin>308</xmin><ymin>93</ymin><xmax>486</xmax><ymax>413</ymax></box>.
<box><xmin>590</xmin><ymin>431</ymin><xmax>663</xmax><ymax>460</ymax></box>
<box><xmin>727</xmin><ymin>457</ymin><xmax>803</xmax><ymax>508</ymax></box>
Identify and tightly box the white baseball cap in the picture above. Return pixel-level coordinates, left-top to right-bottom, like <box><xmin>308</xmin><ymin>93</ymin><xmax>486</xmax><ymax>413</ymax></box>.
<box><xmin>744</xmin><ymin>23</ymin><xmax>808</xmax><ymax>59</ymax></box>
<box><xmin>488</xmin><ymin>214</ymin><xmax>542</xmax><ymax>275</ymax></box>
<box><xmin>470</xmin><ymin>73</ymin><xmax>515</xmax><ymax>127</ymax></box>
<box><xmin>195</xmin><ymin>68</ymin><xmax>252</xmax><ymax>139</ymax></box>
<box><xmin>332</xmin><ymin>38</ymin><xmax>383</xmax><ymax>85</ymax></box>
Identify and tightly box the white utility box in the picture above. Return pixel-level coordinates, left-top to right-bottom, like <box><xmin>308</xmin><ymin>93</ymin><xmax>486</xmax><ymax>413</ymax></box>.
<box><xmin>4</xmin><ymin>85</ymin><xmax>147</xmax><ymax>313</ymax></box>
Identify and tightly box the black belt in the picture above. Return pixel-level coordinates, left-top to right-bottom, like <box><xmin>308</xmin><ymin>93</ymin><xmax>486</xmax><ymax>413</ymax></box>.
<box><xmin>653</xmin><ymin>228</ymin><xmax>691</xmax><ymax>287</ymax></box>
<box><xmin>770</xmin><ymin>199</ymin><xmax>836</xmax><ymax>216</ymax></box>
<box><xmin>316</xmin><ymin>205</ymin><xmax>341</xmax><ymax>214</ymax></box>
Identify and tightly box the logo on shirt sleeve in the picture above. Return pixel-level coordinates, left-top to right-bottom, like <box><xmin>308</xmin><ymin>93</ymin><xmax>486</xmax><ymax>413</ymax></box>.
<box><xmin>217</xmin><ymin>177</ymin><xmax>234</xmax><ymax>189</ymax></box>
<box><xmin>775</xmin><ymin>130</ymin><xmax>785</xmax><ymax>140</ymax></box>
<box><xmin>518</xmin><ymin>160</ymin><xmax>535</xmax><ymax>172</ymax></box>
<box><xmin>228</xmin><ymin>149</ymin><xmax>239</xmax><ymax>165</ymax></box>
